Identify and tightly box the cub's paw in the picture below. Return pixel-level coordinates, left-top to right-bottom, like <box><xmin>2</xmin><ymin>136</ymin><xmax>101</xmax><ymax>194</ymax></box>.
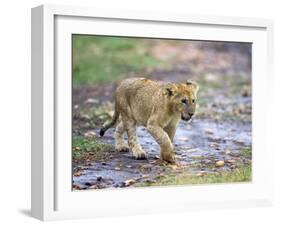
<box><xmin>160</xmin><ymin>151</ymin><xmax>176</xmax><ymax>164</ymax></box>
<box><xmin>133</xmin><ymin>148</ymin><xmax>148</xmax><ymax>160</ymax></box>
<box><xmin>116</xmin><ymin>144</ymin><xmax>130</xmax><ymax>152</ymax></box>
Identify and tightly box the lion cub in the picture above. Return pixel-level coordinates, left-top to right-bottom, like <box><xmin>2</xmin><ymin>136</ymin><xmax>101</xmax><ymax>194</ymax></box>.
<box><xmin>100</xmin><ymin>77</ymin><xmax>199</xmax><ymax>163</ymax></box>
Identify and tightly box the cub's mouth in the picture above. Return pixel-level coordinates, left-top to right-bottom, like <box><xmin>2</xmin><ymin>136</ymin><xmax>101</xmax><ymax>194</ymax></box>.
<box><xmin>181</xmin><ymin>112</ymin><xmax>193</xmax><ymax>121</ymax></box>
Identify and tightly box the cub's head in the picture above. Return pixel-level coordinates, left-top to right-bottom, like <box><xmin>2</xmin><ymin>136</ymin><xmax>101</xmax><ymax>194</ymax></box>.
<box><xmin>164</xmin><ymin>80</ymin><xmax>199</xmax><ymax>121</ymax></box>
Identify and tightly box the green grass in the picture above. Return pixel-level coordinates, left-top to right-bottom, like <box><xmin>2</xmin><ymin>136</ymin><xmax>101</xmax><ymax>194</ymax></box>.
<box><xmin>140</xmin><ymin>165</ymin><xmax>251</xmax><ymax>187</ymax></box>
<box><xmin>72</xmin><ymin>136</ymin><xmax>113</xmax><ymax>159</ymax></box>
<box><xmin>240</xmin><ymin>148</ymin><xmax>252</xmax><ymax>158</ymax></box>
<box><xmin>72</xmin><ymin>35</ymin><xmax>165</xmax><ymax>86</ymax></box>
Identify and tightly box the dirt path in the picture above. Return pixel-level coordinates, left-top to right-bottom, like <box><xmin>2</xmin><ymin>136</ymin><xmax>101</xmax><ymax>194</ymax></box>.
<box><xmin>73</xmin><ymin>118</ymin><xmax>251</xmax><ymax>190</ymax></box>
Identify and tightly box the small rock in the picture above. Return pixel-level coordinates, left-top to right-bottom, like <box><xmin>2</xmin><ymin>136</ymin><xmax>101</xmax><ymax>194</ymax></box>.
<box><xmin>122</xmin><ymin>179</ymin><xmax>136</xmax><ymax>187</ymax></box>
<box><xmin>101</xmin><ymin>162</ymin><xmax>107</xmax><ymax>165</ymax></box>
<box><xmin>177</xmin><ymin>137</ymin><xmax>189</xmax><ymax>142</ymax></box>
<box><xmin>209</xmin><ymin>143</ymin><xmax>219</xmax><ymax>148</ymax></box>
<box><xmin>204</xmin><ymin>128</ymin><xmax>214</xmax><ymax>135</ymax></box>
<box><xmin>114</xmin><ymin>167</ymin><xmax>121</xmax><ymax>170</ymax></box>
<box><xmin>190</xmin><ymin>155</ymin><xmax>204</xmax><ymax>160</ymax></box>
<box><xmin>205</xmin><ymin>73</ymin><xmax>217</xmax><ymax>82</ymax></box>
<box><xmin>235</xmin><ymin>140</ymin><xmax>245</xmax><ymax>145</ymax></box>
<box><xmin>89</xmin><ymin>185</ymin><xmax>99</xmax><ymax>189</ymax></box>
<box><xmin>85</xmin><ymin>182</ymin><xmax>93</xmax><ymax>186</ymax></box>
<box><xmin>97</xmin><ymin>176</ymin><xmax>102</xmax><ymax>182</ymax></box>
<box><xmin>207</xmin><ymin>135</ymin><xmax>221</xmax><ymax>142</ymax></box>
<box><xmin>186</xmin><ymin>148</ymin><xmax>199</xmax><ymax>153</ymax></box>
<box><xmin>84</xmin><ymin>131</ymin><xmax>96</xmax><ymax>138</ymax></box>
<box><xmin>227</xmin><ymin>159</ymin><xmax>236</xmax><ymax>164</ymax></box>
<box><xmin>196</xmin><ymin>172</ymin><xmax>206</xmax><ymax>177</ymax></box>
<box><xmin>215</xmin><ymin>160</ymin><xmax>225</xmax><ymax>167</ymax></box>
<box><xmin>225</xmin><ymin>150</ymin><xmax>231</xmax><ymax>155</ymax></box>
<box><xmin>84</xmin><ymin>98</ymin><xmax>99</xmax><ymax>104</ymax></box>
<box><xmin>74</xmin><ymin>104</ymin><xmax>79</xmax><ymax>109</ymax></box>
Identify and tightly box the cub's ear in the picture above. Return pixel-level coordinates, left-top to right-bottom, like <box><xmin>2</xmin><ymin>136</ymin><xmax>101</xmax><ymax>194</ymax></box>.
<box><xmin>163</xmin><ymin>83</ymin><xmax>176</xmax><ymax>96</ymax></box>
<box><xmin>186</xmin><ymin>80</ymin><xmax>199</xmax><ymax>93</ymax></box>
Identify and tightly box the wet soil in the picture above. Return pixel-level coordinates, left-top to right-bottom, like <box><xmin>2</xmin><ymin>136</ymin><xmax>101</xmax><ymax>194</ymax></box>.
<box><xmin>73</xmin><ymin>116</ymin><xmax>251</xmax><ymax>190</ymax></box>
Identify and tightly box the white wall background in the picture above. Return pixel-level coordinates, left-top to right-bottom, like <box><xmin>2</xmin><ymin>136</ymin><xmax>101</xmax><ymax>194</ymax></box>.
<box><xmin>0</xmin><ymin>0</ymin><xmax>280</xmax><ymax>225</ymax></box>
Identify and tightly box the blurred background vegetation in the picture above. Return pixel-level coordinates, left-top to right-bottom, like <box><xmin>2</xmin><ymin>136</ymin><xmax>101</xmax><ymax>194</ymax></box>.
<box><xmin>72</xmin><ymin>35</ymin><xmax>251</xmax><ymax>87</ymax></box>
<box><xmin>73</xmin><ymin>36</ymin><xmax>168</xmax><ymax>86</ymax></box>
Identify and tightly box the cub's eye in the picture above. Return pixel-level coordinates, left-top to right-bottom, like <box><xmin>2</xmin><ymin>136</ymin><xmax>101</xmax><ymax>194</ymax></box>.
<box><xmin>192</xmin><ymin>99</ymin><xmax>195</xmax><ymax>104</ymax></box>
<box><xmin>181</xmin><ymin>99</ymin><xmax>187</xmax><ymax>105</ymax></box>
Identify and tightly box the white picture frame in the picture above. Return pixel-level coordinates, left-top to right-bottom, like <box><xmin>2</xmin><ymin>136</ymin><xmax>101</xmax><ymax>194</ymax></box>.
<box><xmin>31</xmin><ymin>4</ymin><xmax>274</xmax><ymax>221</ymax></box>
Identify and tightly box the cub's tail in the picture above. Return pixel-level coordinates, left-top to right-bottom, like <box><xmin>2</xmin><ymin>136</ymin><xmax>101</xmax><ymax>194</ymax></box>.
<box><xmin>99</xmin><ymin>105</ymin><xmax>119</xmax><ymax>137</ymax></box>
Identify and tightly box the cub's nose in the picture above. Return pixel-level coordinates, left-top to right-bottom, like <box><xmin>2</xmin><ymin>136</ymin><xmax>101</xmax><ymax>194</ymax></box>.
<box><xmin>188</xmin><ymin>113</ymin><xmax>194</xmax><ymax>117</ymax></box>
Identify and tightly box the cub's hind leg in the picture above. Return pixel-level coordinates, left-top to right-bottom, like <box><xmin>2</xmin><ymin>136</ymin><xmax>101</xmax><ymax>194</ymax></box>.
<box><xmin>123</xmin><ymin>118</ymin><xmax>147</xmax><ymax>160</ymax></box>
<box><xmin>115</xmin><ymin>121</ymin><xmax>129</xmax><ymax>152</ymax></box>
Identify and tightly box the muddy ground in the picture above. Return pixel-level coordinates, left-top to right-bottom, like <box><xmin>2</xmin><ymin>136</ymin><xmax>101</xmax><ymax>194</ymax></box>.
<box><xmin>72</xmin><ymin>42</ymin><xmax>252</xmax><ymax>190</ymax></box>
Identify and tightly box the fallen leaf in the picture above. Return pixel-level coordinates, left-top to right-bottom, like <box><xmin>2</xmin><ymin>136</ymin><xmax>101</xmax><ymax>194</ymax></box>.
<box><xmin>74</xmin><ymin>171</ymin><xmax>81</xmax><ymax>177</ymax></box>
<box><xmin>74</xmin><ymin>146</ymin><xmax>80</xmax><ymax>151</ymax></box>
<box><xmin>72</xmin><ymin>184</ymin><xmax>81</xmax><ymax>190</ymax></box>
<box><xmin>169</xmin><ymin>162</ymin><xmax>183</xmax><ymax>170</ymax></box>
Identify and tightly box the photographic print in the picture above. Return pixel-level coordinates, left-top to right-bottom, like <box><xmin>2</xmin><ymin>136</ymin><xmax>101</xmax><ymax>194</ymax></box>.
<box><xmin>72</xmin><ymin>35</ymin><xmax>252</xmax><ymax>190</ymax></box>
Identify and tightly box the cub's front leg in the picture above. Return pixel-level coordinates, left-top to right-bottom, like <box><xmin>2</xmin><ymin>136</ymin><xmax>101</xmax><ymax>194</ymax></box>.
<box><xmin>147</xmin><ymin>122</ymin><xmax>175</xmax><ymax>163</ymax></box>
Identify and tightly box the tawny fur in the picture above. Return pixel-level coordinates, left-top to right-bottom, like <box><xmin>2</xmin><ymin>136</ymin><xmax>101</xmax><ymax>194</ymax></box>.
<box><xmin>100</xmin><ymin>77</ymin><xmax>199</xmax><ymax>163</ymax></box>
